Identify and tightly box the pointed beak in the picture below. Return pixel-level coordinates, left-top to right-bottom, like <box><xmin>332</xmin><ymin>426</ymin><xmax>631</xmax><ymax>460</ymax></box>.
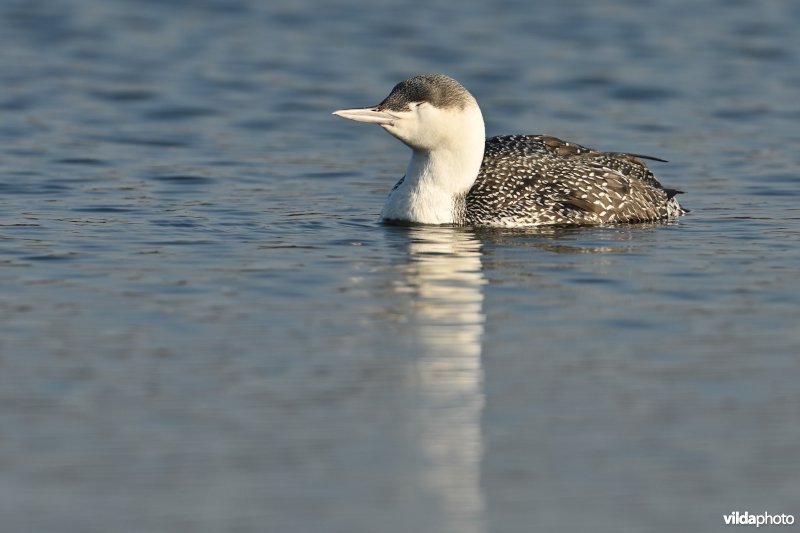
<box><xmin>332</xmin><ymin>107</ymin><xmax>395</xmax><ymax>126</ymax></box>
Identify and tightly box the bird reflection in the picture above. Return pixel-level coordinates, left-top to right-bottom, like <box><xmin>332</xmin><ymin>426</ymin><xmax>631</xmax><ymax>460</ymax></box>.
<box><xmin>392</xmin><ymin>226</ymin><xmax>487</xmax><ymax>533</ymax></box>
<box><xmin>382</xmin><ymin>222</ymin><xmax>666</xmax><ymax>532</ymax></box>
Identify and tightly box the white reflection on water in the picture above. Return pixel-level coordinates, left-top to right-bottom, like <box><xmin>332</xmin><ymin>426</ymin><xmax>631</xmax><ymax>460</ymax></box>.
<box><xmin>396</xmin><ymin>226</ymin><xmax>487</xmax><ymax>533</ymax></box>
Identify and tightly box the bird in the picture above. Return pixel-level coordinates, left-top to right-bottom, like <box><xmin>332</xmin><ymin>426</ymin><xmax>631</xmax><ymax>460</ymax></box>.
<box><xmin>333</xmin><ymin>74</ymin><xmax>684</xmax><ymax>227</ymax></box>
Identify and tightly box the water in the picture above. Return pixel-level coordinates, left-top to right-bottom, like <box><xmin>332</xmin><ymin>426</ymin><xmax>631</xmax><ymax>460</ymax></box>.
<box><xmin>1</xmin><ymin>0</ymin><xmax>799</xmax><ymax>531</ymax></box>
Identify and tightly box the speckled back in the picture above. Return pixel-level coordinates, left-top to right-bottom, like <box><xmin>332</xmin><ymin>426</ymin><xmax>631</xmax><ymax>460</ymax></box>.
<box><xmin>463</xmin><ymin>135</ymin><xmax>683</xmax><ymax>227</ymax></box>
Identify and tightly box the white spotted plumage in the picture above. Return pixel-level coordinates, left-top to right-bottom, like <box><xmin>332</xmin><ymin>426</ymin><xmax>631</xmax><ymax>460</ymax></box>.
<box><xmin>333</xmin><ymin>74</ymin><xmax>684</xmax><ymax>227</ymax></box>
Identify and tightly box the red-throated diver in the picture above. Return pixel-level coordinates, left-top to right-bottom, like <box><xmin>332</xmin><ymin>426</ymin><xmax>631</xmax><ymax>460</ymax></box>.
<box><xmin>333</xmin><ymin>74</ymin><xmax>684</xmax><ymax>227</ymax></box>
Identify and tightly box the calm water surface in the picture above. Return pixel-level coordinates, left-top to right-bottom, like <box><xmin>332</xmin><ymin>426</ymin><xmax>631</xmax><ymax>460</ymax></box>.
<box><xmin>1</xmin><ymin>0</ymin><xmax>799</xmax><ymax>532</ymax></box>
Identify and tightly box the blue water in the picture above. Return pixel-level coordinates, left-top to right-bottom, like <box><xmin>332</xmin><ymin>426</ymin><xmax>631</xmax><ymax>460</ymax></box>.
<box><xmin>1</xmin><ymin>0</ymin><xmax>799</xmax><ymax>531</ymax></box>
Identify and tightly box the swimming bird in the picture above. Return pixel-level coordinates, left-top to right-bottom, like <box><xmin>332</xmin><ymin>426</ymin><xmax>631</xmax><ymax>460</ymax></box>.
<box><xmin>333</xmin><ymin>74</ymin><xmax>684</xmax><ymax>227</ymax></box>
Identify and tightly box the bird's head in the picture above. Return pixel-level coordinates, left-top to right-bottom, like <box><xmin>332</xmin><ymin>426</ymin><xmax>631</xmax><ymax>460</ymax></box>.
<box><xmin>333</xmin><ymin>74</ymin><xmax>484</xmax><ymax>153</ymax></box>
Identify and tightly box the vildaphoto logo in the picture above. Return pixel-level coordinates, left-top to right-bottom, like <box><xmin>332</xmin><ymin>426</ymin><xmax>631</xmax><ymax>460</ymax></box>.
<box><xmin>723</xmin><ymin>511</ymin><xmax>794</xmax><ymax>527</ymax></box>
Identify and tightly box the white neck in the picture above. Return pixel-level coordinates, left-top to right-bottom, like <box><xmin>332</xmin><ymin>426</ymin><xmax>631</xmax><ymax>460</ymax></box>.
<box><xmin>381</xmin><ymin>106</ymin><xmax>486</xmax><ymax>225</ymax></box>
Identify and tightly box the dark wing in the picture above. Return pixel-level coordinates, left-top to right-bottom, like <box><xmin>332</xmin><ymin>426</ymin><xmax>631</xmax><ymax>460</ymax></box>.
<box><xmin>466</xmin><ymin>135</ymin><xmax>680</xmax><ymax>225</ymax></box>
